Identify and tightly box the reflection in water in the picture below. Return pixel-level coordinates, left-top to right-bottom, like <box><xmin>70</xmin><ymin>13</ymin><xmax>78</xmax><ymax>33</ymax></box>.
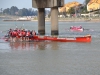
<box><xmin>37</xmin><ymin>42</ymin><xmax>47</xmax><ymax>50</ymax></box>
<box><xmin>51</xmin><ymin>42</ymin><xmax>59</xmax><ymax>50</ymax></box>
<box><xmin>9</xmin><ymin>41</ymin><xmax>59</xmax><ymax>51</ymax></box>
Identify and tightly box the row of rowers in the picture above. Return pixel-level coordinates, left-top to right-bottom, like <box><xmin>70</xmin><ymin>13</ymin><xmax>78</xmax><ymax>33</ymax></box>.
<box><xmin>8</xmin><ymin>28</ymin><xmax>36</xmax><ymax>38</ymax></box>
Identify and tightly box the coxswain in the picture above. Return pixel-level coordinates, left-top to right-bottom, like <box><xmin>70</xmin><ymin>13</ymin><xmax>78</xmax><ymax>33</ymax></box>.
<box><xmin>33</xmin><ymin>30</ymin><xmax>36</xmax><ymax>35</ymax></box>
<box><xmin>6</xmin><ymin>28</ymin><xmax>13</xmax><ymax>41</ymax></box>
<box><xmin>31</xmin><ymin>30</ymin><xmax>36</xmax><ymax>36</ymax></box>
<box><xmin>30</xmin><ymin>30</ymin><xmax>36</xmax><ymax>40</ymax></box>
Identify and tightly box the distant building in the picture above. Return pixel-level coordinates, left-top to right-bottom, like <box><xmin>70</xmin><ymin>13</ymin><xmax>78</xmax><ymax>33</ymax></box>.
<box><xmin>59</xmin><ymin>1</ymin><xmax>80</xmax><ymax>13</ymax></box>
<box><xmin>87</xmin><ymin>0</ymin><xmax>100</xmax><ymax>11</ymax></box>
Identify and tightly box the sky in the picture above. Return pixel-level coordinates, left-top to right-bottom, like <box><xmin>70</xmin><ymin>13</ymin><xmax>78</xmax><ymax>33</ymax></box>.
<box><xmin>0</xmin><ymin>0</ymin><xmax>85</xmax><ymax>9</ymax></box>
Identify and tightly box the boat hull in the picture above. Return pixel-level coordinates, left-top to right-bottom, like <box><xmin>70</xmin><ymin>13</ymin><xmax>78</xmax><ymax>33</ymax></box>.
<box><xmin>70</xmin><ymin>28</ymin><xmax>83</xmax><ymax>32</ymax></box>
<box><xmin>31</xmin><ymin>35</ymin><xmax>91</xmax><ymax>42</ymax></box>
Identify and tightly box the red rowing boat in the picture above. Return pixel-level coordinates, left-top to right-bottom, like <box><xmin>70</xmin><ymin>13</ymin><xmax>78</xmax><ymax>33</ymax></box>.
<box><xmin>4</xmin><ymin>35</ymin><xmax>91</xmax><ymax>42</ymax></box>
<box><xmin>70</xmin><ymin>26</ymin><xmax>84</xmax><ymax>32</ymax></box>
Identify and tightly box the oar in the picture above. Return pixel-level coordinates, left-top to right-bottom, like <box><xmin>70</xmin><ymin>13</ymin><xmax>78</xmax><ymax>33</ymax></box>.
<box><xmin>83</xmin><ymin>28</ymin><xmax>94</xmax><ymax>31</ymax></box>
<box><xmin>65</xmin><ymin>28</ymin><xmax>70</xmax><ymax>31</ymax></box>
<box><xmin>0</xmin><ymin>30</ymin><xmax>9</xmax><ymax>33</ymax></box>
<box><xmin>23</xmin><ymin>24</ymin><xmax>25</xmax><ymax>29</ymax></box>
<box><xmin>0</xmin><ymin>35</ymin><xmax>9</xmax><ymax>41</ymax></box>
<box><xmin>20</xmin><ymin>24</ymin><xmax>24</xmax><ymax>30</ymax></box>
<box><xmin>15</xmin><ymin>24</ymin><xmax>18</xmax><ymax>28</ymax></box>
<box><xmin>0</xmin><ymin>37</ymin><xmax>5</xmax><ymax>39</ymax></box>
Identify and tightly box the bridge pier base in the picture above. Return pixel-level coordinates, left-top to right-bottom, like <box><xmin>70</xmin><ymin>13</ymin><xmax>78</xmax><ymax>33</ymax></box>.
<box><xmin>51</xmin><ymin>7</ymin><xmax>59</xmax><ymax>35</ymax></box>
<box><xmin>38</xmin><ymin>8</ymin><xmax>45</xmax><ymax>35</ymax></box>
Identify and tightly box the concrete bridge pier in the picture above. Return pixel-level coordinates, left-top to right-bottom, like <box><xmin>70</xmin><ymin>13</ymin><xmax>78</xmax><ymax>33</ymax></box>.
<box><xmin>51</xmin><ymin>7</ymin><xmax>58</xmax><ymax>35</ymax></box>
<box><xmin>32</xmin><ymin>0</ymin><xmax>64</xmax><ymax>35</ymax></box>
<box><xmin>38</xmin><ymin>8</ymin><xmax>45</xmax><ymax>35</ymax></box>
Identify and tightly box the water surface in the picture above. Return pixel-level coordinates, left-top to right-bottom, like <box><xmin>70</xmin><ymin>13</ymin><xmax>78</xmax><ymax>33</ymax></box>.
<box><xmin>0</xmin><ymin>18</ymin><xmax>100</xmax><ymax>75</ymax></box>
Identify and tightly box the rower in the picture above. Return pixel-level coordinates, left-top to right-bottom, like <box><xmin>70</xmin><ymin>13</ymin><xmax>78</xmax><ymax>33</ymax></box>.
<box><xmin>18</xmin><ymin>29</ymin><xmax>24</xmax><ymax>41</ymax></box>
<box><xmin>11</xmin><ymin>29</ymin><xmax>18</xmax><ymax>42</ymax></box>
<box><xmin>22</xmin><ymin>29</ymin><xmax>26</xmax><ymax>41</ymax></box>
<box><xmin>25</xmin><ymin>30</ymin><xmax>31</xmax><ymax>41</ymax></box>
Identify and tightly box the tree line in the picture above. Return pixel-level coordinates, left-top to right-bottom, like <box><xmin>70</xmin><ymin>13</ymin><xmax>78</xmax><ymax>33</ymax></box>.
<box><xmin>1</xmin><ymin>6</ymin><xmax>50</xmax><ymax>16</ymax></box>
